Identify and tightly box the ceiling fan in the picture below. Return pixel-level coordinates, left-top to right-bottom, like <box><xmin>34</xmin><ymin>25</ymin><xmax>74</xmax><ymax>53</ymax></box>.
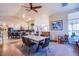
<box><xmin>61</xmin><ymin>3</ymin><xmax>68</xmax><ymax>7</ymax></box>
<box><xmin>22</xmin><ymin>3</ymin><xmax>42</xmax><ymax>13</ymax></box>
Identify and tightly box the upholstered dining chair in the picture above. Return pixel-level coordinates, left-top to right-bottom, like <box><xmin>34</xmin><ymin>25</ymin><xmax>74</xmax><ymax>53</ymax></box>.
<box><xmin>38</xmin><ymin>38</ymin><xmax>50</xmax><ymax>55</ymax></box>
<box><xmin>22</xmin><ymin>37</ymin><xmax>26</xmax><ymax>47</ymax></box>
<box><xmin>22</xmin><ymin>37</ymin><xmax>37</xmax><ymax>55</ymax></box>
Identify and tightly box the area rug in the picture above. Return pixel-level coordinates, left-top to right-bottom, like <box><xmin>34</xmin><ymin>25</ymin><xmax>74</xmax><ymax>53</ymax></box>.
<box><xmin>15</xmin><ymin>42</ymin><xmax>78</xmax><ymax>56</ymax></box>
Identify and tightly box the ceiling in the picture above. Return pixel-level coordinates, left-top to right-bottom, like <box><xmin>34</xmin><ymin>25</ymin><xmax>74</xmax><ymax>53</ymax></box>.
<box><xmin>0</xmin><ymin>3</ymin><xmax>79</xmax><ymax>16</ymax></box>
<box><xmin>0</xmin><ymin>3</ymin><xmax>24</xmax><ymax>16</ymax></box>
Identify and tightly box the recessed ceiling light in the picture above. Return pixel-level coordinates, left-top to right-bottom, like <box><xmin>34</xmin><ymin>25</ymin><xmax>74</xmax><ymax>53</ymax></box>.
<box><xmin>28</xmin><ymin>18</ymin><xmax>32</xmax><ymax>21</ymax></box>
<box><xmin>22</xmin><ymin>14</ymin><xmax>26</xmax><ymax>18</ymax></box>
<box><xmin>3</xmin><ymin>23</ymin><xmax>6</xmax><ymax>26</ymax></box>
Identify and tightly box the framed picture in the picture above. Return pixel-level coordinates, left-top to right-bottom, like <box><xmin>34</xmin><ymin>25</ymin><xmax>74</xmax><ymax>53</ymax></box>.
<box><xmin>51</xmin><ymin>20</ymin><xmax>63</xmax><ymax>30</ymax></box>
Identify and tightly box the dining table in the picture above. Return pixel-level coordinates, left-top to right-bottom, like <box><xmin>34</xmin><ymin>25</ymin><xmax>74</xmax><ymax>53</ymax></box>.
<box><xmin>23</xmin><ymin>35</ymin><xmax>47</xmax><ymax>42</ymax></box>
<box><xmin>22</xmin><ymin>35</ymin><xmax>48</xmax><ymax>52</ymax></box>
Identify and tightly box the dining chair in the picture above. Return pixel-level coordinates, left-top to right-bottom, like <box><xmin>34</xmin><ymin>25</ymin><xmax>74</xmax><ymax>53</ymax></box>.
<box><xmin>22</xmin><ymin>37</ymin><xmax>27</xmax><ymax>47</ymax></box>
<box><xmin>76</xmin><ymin>40</ymin><xmax>79</xmax><ymax>48</ymax></box>
<box><xmin>22</xmin><ymin>37</ymin><xmax>37</xmax><ymax>55</ymax></box>
<box><xmin>15</xmin><ymin>31</ymin><xmax>20</xmax><ymax>39</ymax></box>
<box><xmin>38</xmin><ymin>38</ymin><xmax>50</xmax><ymax>55</ymax></box>
<box><xmin>64</xmin><ymin>34</ymin><xmax>69</xmax><ymax>44</ymax></box>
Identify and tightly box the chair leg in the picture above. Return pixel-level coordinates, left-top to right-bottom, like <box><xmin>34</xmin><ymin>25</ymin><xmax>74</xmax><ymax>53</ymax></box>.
<box><xmin>46</xmin><ymin>46</ymin><xmax>50</xmax><ymax>56</ymax></box>
<box><xmin>45</xmin><ymin>48</ymin><xmax>47</xmax><ymax>56</ymax></box>
<box><xmin>28</xmin><ymin>47</ymin><xmax>31</xmax><ymax>56</ymax></box>
<box><xmin>48</xmin><ymin>46</ymin><xmax>50</xmax><ymax>52</ymax></box>
<box><xmin>21</xmin><ymin>44</ymin><xmax>23</xmax><ymax>47</ymax></box>
<box><xmin>28</xmin><ymin>48</ymin><xmax>30</xmax><ymax>55</ymax></box>
<box><xmin>21</xmin><ymin>44</ymin><xmax>25</xmax><ymax>48</ymax></box>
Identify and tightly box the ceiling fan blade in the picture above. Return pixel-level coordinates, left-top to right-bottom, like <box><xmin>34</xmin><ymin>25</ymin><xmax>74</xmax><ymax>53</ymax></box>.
<box><xmin>25</xmin><ymin>9</ymin><xmax>31</xmax><ymax>11</ymax></box>
<box><xmin>22</xmin><ymin>6</ymin><xmax>30</xmax><ymax>8</ymax></box>
<box><xmin>33</xmin><ymin>9</ymin><xmax>38</xmax><ymax>13</ymax></box>
<box><xmin>33</xmin><ymin>6</ymin><xmax>42</xmax><ymax>9</ymax></box>
<box><xmin>30</xmin><ymin>3</ymin><xmax>32</xmax><ymax>9</ymax></box>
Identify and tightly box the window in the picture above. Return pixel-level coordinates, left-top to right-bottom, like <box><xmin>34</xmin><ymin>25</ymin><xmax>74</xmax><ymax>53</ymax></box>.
<box><xmin>68</xmin><ymin>11</ymin><xmax>79</xmax><ymax>37</ymax></box>
<box><xmin>68</xmin><ymin>19</ymin><xmax>79</xmax><ymax>36</ymax></box>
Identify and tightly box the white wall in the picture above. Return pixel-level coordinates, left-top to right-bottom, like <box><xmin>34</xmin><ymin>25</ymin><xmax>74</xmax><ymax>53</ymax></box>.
<box><xmin>49</xmin><ymin>13</ymin><xmax>68</xmax><ymax>40</ymax></box>
<box><xmin>68</xmin><ymin>11</ymin><xmax>79</xmax><ymax>19</ymax></box>
<box><xmin>49</xmin><ymin>7</ymin><xmax>79</xmax><ymax>40</ymax></box>
<box><xmin>34</xmin><ymin>13</ymin><xmax>49</xmax><ymax>32</ymax></box>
